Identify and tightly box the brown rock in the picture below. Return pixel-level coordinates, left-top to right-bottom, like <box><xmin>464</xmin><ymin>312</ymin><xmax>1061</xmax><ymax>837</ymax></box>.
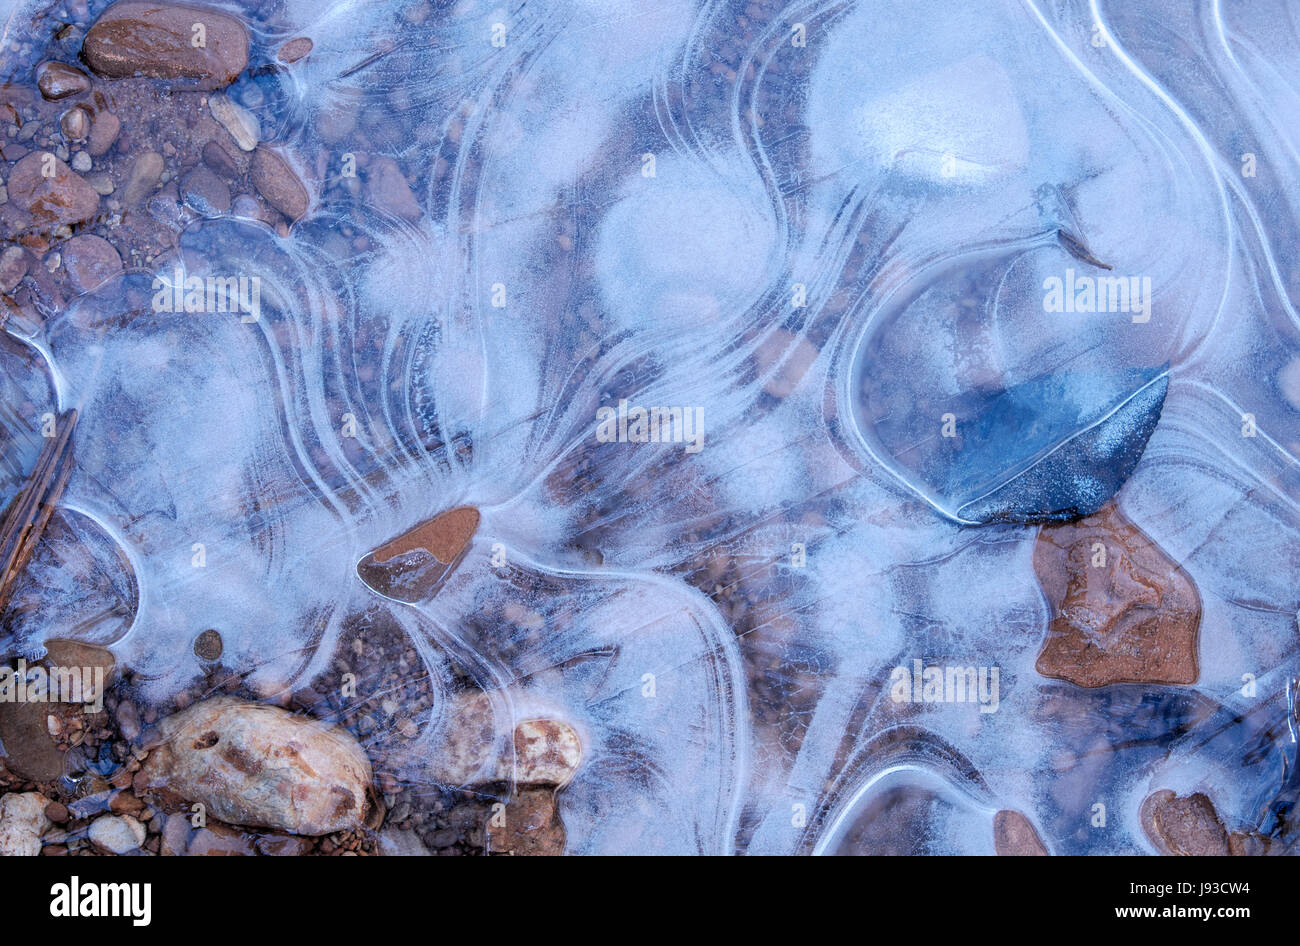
<box><xmin>1140</xmin><ymin>790</ymin><xmax>1230</xmax><ymax>856</ymax></box>
<box><xmin>59</xmin><ymin>106</ymin><xmax>91</xmax><ymax>140</ymax></box>
<box><xmin>993</xmin><ymin>809</ymin><xmax>1049</xmax><ymax>856</ymax></box>
<box><xmin>108</xmin><ymin>790</ymin><xmax>145</xmax><ymax>816</ymax></box>
<box><xmin>0</xmin><ymin>701</ymin><xmax>65</xmax><ymax>782</ymax></box>
<box><xmin>6</xmin><ymin>151</ymin><xmax>100</xmax><ymax>226</ymax></box>
<box><xmin>356</xmin><ymin>506</ymin><xmax>479</xmax><ymax>602</ymax></box>
<box><xmin>486</xmin><ymin>788</ymin><xmax>566</xmax><ymax>856</ymax></box>
<box><xmin>35</xmin><ymin>62</ymin><xmax>91</xmax><ymax>100</ymax></box>
<box><xmin>277</xmin><ymin>37</ymin><xmax>313</xmax><ymax>63</ymax></box>
<box><xmin>250</xmin><ymin>147</ymin><xmax>308</xmax><ymax>221</ymax></box>
<box><xmin>82</xmin><ymin>1</ymin><xmax>249</xmax><ymax>90</ymax></box>
<box><xmin>192</xmin><ymin>628</ymin><xmax>223</xmax><ymax>661</ymax></box>
<box><xmin>86</xmin><ymin>111</ymin><xmax>120</xmax><ymax>156</ymax></box>
<box><xmin>1034</xmin><ymin>503</ymin><xmax>1201</xmax><ymax>687</ymax></box>
<box><xmin>43</xmin><ymin>801</ymin><xmax>69</xmax><ymax>824</ymax></box>
<box><xmin>366</xmin><ymin>156</ymin><xmax>421</xmax><ymax>221</ymax></box>
<box><xmin>139</xmin><ymin>696</ymin><xmax>372</xmax><ymax>835</ymax></box>
<box><xmin>121</xmin><ymin>150</ymin><xmax>163</xmax><ymax>207</ymax></box>
<box><xmin>61</xmin><ymin>234</ymin><xmax>123</xmax><ymax>293</ymax></box>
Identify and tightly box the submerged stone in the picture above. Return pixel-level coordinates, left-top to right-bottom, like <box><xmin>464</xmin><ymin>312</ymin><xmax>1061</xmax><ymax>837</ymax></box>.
<box><xmin>955</xmin><ymin>368</ymin><xmax>1169</xmax><ymax>524</ymax></box>
<box><xmin>357</xmin><ymin>506</ymin><xmax>479</xmax><ymax>602</ymax></box>
<box><xmin>1034</xmin><ymin>502</ymin><xmax>1200</xmax><ymax>687</ymax></box>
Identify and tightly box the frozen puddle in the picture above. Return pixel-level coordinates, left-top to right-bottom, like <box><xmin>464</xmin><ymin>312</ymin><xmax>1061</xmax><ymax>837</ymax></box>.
<box><xmin>0</xmin><ymin>0</ymin><xmax>1296</xmax><ymax>856</ymax></box>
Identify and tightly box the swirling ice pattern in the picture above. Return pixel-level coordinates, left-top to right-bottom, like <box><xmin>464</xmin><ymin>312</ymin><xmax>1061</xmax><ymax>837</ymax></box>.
<box><xmin>2</xmin><ymin>0</ymin><xmax>1298</xmax><ymax>854</ymax></box>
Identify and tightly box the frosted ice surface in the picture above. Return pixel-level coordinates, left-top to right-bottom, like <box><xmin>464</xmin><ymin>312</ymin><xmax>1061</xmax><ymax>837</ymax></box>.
<box><xmin>0</xmin><ymin>0</ymin><xmax>1298</xmax><ymax>854</ymax></box>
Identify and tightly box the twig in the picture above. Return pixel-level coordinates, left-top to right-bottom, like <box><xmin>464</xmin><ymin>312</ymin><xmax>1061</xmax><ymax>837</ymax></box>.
<box><xmin>0</xmin><ymin>407</ymin><xmax>77</xmax><ymax>613</ymax></box>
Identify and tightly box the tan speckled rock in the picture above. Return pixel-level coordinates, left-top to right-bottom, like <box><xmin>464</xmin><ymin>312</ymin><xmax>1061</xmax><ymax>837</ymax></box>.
<box><xmin>430</xmin><ymin>691</ymin><xmax>582</xmax><ymax>787</ymax></box>
<box><xmin>88</xmin><ymin>814</ymin><xmax>145</xmax><ymax>854</ymax></box>
<box><xmin>140</xmin><ymin>697</ymin><xmax>372</xmax><ymax>836</ymax></box>
<box><xmin>0</xmin><ymin>792</ymin><xmax>50</xmax><ymax>856</ymax></box>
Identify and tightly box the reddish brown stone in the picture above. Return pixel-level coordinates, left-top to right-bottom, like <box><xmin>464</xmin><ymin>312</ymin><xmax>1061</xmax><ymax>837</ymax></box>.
<box><xmin>993</xmin><ymin>809</ymin><xmax>1050</xmax><ymax>856</ymax></box>
<box><xmin>6</xmin><ymin>151</ymin><xmax>100</xmax><ymax>227</ymax></box>
<box><xmin>82</xmin><ymin>1</ymin><xmax>249</xmax><ymax>90</ymax></box>
<box><xmin>357</xmin><ymin>506</ymin><xmax>479</xmax><ymax>601</ymax></box>
<box><xmin>35</xmin><ymin>62</ymin><xmax>91</xmax><ymax>100</ymax></box>
<box><xmin>486</xmin><ymin>788</ymin><xmax>566</xmax><ymax>856</ymax></box>
<box><xmin>1034</xmin><ymin>503</ymin><xmax>1200</xmax><ymax>687</ymax></box>
<box><xmin>250</xmin><ymin>147</ymin><xmax>309</xmax><ymax>221</ymax></box>
<box><xmin>1140</xmin><ymin>790</ymin><xmax>1230</xmax><ymax>856</ymax></box>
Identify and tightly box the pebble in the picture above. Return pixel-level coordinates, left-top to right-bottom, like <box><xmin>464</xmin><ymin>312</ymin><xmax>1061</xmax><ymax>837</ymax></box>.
<box><xmin>82</xmin><ymin>1</ymin><xmax>250</xmax><ymax>90</ymax></box>
<box><xmin>192</xmin><ymin>628</ymin><xmax>224</xmax><ymax>661</ymax></box>
<box><xmin>250</xmin><ymin>146</ymin><xmax>308</xmax><ymax>221</ymax></box>
<box><xmin>59</xmin><ymin>106</ymin><xmax>89</xmax><ymax>140</ymax></box>
<box><xmin>86</xmin><ymin>110</ymin><xmax>119</xmax><ymax>156</ymax></box>
<box><xmin>35</xmin><ymin>61</ymin><xmax>91</xmax><ymax>100</ymax></box>
<box><xmin>139</xmin><ymin>696</ymin><xmax>372</xmax><ymax>835</ymax></box>
<box><xmin>207</xmin><ymin>92</ymin><xmax>259</xmax><ymax>151</ymax></box>
<box><xmin>88</xmin><ymin>814</ymin><xmax>146</xmax><ymax>854</ymax></box>
<box><xmin>0</xmin><ymin>701</ymin><xmax>65</xmax><ymax>781</ymax></box>
<box><xmin>70</xmin><ymin>150</ymin><xmax>91</xmax><ymax>172</ymax></box>
<box><xmin>86</xmin><ymin>172</ymin><xmax>114</xmax><ymax>195</ymax></box>
<box><xmin>61</xmin><ymin>233</ymin><xmax>123</xmax><ymax>292</ymax></box>
<box><xmin>44</xmin><ymin>801</ymin><xmax>69</xmax><ymax>824</ymax></box>
<box><xmin>0</xmin><ymin>793</ymin><xmax>50</xmax><ymax>856</ymax></box>
<box><xmin>277</xmin><ymin>37</ymin><xmax>313</xmax><ymax>63</ymax></box>
<box><xmin>121</xmin><ymin>150</ymin><xmax>163</xmax><ymax>207</ymax></box>
<box><xmin>429</xmin><ymin>691</ymin><xmax>584</xmax><ymax>787</ymax></box>
<box><xmin>510</xmin><ymin>718</ymin><xmax>582</xmax><ymax>785</ymax></box>
<box><xmin>201</xmin><ymin>138</ymin><xmax>237</xmax><ymax>176</ymax></box>
<box><xmin>6</xmin><ymin>150</ymin><xmax>99</xmax><ymax>226</ymax></box>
